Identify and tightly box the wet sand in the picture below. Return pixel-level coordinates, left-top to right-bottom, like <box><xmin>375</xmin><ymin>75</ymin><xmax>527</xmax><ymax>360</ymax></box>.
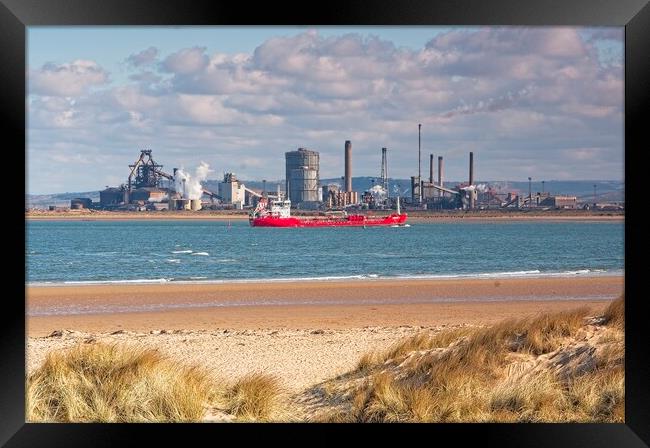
<box><xmin>27</xmin><ymin>276</ymin><xmax>623</xmax><ymax>337</ymax></box>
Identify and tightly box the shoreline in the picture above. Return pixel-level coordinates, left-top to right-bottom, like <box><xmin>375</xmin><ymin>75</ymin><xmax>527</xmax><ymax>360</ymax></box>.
<box><xmin>27</xmin><ymin>269</ymin><xmax>623</xmax><ymax>288</ymax></box>
<box><xmin>27</xmin><ymin>275</ymin><xmax>623</xmax><ymax>337</ymax></box>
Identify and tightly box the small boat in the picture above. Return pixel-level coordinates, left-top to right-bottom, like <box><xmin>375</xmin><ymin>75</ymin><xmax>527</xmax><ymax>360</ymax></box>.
<box><xmin>249</xmin><ymin>197</ymin><xmax>407</xmax><ymax>228</ymax></box>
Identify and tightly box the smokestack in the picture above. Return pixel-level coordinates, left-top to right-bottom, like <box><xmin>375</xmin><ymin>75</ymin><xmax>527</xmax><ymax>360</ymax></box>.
<box><xmin>418</xmin><ymin>124</ymin><xmax>421</xmax><ymax>180</ymax></box>
<box><xmin>429</xmin><ymin>153</ymin><xmax>434</xmax><ymax>183</ymax></box>
<box><xmin>344</xmin><ymin>140</ymin><xmax>352</xmax><ymax>192</ymax></box>
<box><xmin>469</xmin><ymin>152</ymin><xmax>474</xmax><ymax>186</ymax></box>
<box><xmin>418</xmin><ymin>124</ymin><xmax>422</xmax><ymax>204</ymax></box>
<box><xmin>381</xmin><ymin>147</ymin><xmax>388</xmax><ymax>193</ymax></box>
<box><xmin>438</xmin><ymin>156</ymin><xmax>444</xmax><ymax>188</ymax></box>
<box><xmin>469</xmin><ymin>151</ymin><xmax>475</xmax><ymax>209</ymax></box>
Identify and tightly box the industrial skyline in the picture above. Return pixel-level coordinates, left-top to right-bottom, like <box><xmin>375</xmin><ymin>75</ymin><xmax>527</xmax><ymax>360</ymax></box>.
<box><xmin>27</xmin><ymin>26</ymin><xmax>623</xmax><ymax>194</ymax></box>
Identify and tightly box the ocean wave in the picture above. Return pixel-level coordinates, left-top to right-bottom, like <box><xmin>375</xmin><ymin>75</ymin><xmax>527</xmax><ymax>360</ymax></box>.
<box><xmin>477</xmin><ymin>270</ymin><xmax>541</xmax><ymax>278</ymax></box>
<box><xmin>27</xmin><ymin>269</ymin><xmax>622</xmax><ymax>287</ymax></box>
<box><xmin>191</xmin><ymin>252</ymin><xmax>209</xmax><ymax>256</ymax></box>
<box><xmin>171</xmin><ymin>250</ymin><xmax>193</xmax><ymax>254</ymax></box>
<box><xmin>166</xmin><ymin>259</ymin><xmax>181</xmax><ymax>263</ymax></box>
<box><xmin>60</xmin><ymin>278</ymin><xmax>172</xmax><ymax>285</ymax></box>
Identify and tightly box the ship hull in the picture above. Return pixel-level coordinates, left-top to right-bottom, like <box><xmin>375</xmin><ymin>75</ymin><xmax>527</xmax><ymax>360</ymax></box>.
<box><xmin>250</xmin><ymin>213</ymin><xmax>407</xmax><ymax>227</ymax></box>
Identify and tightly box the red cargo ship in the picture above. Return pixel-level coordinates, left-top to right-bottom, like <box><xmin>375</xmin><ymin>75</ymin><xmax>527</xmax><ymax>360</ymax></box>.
<box><xmin>249</xmin><ymin>197</ymin><xmax>407</xmax><ymax>227</ymax></box>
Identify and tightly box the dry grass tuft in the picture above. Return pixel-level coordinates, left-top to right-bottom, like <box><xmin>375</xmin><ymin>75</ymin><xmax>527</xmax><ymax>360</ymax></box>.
<box><xmin>355</xmin><ymin>327</ymin><xmax>472</xmax><ymax>373</ymax></box>
<box><xmin>27</xmin><ymin>343</ymin><xmax>214</xmax><ymax>422</ymax></box>
<box><xmin>567</xmin><ymin>367</ymin><xmax>625</xmax><ymax>421</ymax></box>
<box><xmin>314</xmin><ymin>303</ymin><xmax>624</xmax><ymax>423</ymax></box>
<box><xmin>603</xmin><ymin>295</ymin><xmax>624</xmax><ymax>328</ymax></box>
<box><xmin>356</xmin><ymin>352</ymin><xmax>379</xmax><ymax>373</ymax></box>
<box><xmin>223</xmin><ymin>373</ymin><xmax>287</xmax><ymax>422</ymax></box>
<box><xmin>489</xmin><ymin>372</ymin><xmax>569</xmax><ymax>422</ymax></box>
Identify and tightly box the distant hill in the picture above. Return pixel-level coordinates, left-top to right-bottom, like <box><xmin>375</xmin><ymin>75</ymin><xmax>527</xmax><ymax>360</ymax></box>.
<box><xmin>26</xmin><ymin>179</ymin><xmax>624</xmax><ymax>208</ymax></box>
<box><xmin>26</xmin><ymin>191</ymin><xmax>101</xmax><ymax>209</ymax></box>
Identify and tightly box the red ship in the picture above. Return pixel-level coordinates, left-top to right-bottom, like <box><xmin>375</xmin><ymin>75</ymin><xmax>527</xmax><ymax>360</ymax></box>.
<box><xmin>249</xmin><ymin>197</ymin><xmax>407</xmax><ymax>227</ymax></box>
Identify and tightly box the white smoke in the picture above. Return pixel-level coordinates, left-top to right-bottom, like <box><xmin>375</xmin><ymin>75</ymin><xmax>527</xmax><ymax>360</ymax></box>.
<box><xmin>461</xmin><ymin>184</ymin><xmax>488</xmax><ymax>193</ymax></box>
<box><xmin>441</xmin><ymin>85</ymin><xmax>535</xmax><ymax>119</ymax></box>
<box><xmin>174</xmin><ymin>162</ymin><xmax>212</xmax><ymax>200</ymax></box>
<box><xmin>369</xmin><ymin>184</ymin><xmax>388</xmax><ymax>202</ymax></box>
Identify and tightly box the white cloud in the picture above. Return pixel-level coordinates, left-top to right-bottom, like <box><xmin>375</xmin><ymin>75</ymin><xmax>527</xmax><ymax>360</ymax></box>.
<box><xmin>127</xmin><ymin>47</ymin><xmax>159</xmax><ymax>67</ymax></box>
<box><xmin>27</xmin><ymin>28</ymin><xmax>624</xmax><ymax>193</ymax></box>
<box><xmin>162</xmin><ymin>47</ymin><xmax>209</xmax><ymax>74</ymax></box>
<box><xmin>29</xmin><ymin>60</ymin><xmax>109</xmax><ymax>96</ymax></box>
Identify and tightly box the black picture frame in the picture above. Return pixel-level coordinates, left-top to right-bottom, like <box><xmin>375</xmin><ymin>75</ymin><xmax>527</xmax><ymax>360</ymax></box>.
<box><xmin>4</xmin><ymin>0</ymin><xmax>648</xmax><ymax>445</ymax></box>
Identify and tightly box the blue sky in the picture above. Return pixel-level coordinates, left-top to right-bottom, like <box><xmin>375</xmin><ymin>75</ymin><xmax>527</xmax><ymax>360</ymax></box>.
<box><xmin>27</xmin><ymin>26</ymin><xmax>623</xmax><ymax>194</ymax></box>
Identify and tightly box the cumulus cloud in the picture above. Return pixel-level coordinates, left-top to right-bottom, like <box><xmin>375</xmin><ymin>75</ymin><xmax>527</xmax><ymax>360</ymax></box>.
<box><xmin>27</xmin><ymin>28</ymin><xmax>624</xmax><ymax>193</ymax></box>
<box><xmin>29</xmin><ymin>59</ymin><xmax>109</xmax><ymax>96</ymax></box>
<box><xmin>126</xmin><ymin>46</ymin><xmax>159</xmax><ymax>67</ymax></box>
<box><xmin>162</xmin><ymin>47</ymin><xmax>209</xmax><ymax>74</ymax></box>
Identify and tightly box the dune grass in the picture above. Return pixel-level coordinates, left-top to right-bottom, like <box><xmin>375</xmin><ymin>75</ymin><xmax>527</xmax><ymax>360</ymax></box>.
<box><xmin>603</xmin><ymin>293</ymin><xmax>625</xmax><ymax>328</ymax></box>
<box><xmin>223</xmin><ymin>373</ymin><xmax>288</xmax><ymax>422</ymax></box>
<box><xmin>28</xmin><ymin>297</ymin><xmax>624</xmax><ymax>423</ymax></box>
<box><xmin>27</xmin><ymin>343</ymin><xmax>214</xmax><ymax>422</ymax></box>
<box><xmin>27</xmin><ymin>344</ymin><xmax>290</xmax><ymax>423</ymax></box>
<box><xmin>317</xmin><ymin>296</ymin><xmax>625</xmax><ymax>423</ymax></box>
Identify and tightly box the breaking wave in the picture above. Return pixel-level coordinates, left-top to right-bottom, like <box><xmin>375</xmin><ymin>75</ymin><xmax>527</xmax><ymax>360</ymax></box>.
<box><xmin>27</xmin><ymin>268</ymin><xmax>621</xmax><ymax>287</ymax></box>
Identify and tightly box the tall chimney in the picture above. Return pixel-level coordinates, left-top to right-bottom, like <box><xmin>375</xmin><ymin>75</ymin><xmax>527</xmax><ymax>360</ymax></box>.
<box><xmin>469</xmin><ymin>151</ymin><xmax>474</xmax><ymax>186</ymax></box>
<box><xmin>429</xmin><ymin>153</ymin><xmax>434</xmax><ymax>183</ymax></box>
<box><xmin>344</xmin><ymin>140</ymin><xmax>352</xmax><ymax>192</ymax></box>
<box><xmin>469</xmin><ymin>151</ymin><xmax>475</xmax><ymax>209</ymax></box>
<box><xmin>381</xmin><ymin>147</ymin><xmax>388</xmax><ymax>193</ymax></box>
<box><xmin>418</xmin><ymin>124</ymin><xmax>422</xmax><ymax>203</ymax></box>
<box><xmin>418</xmin><ymin>124</ymin><xmax>422</xmax><ymax>180</ymax></box>
<box><xmin>438</xmin><ymin>156</ymin><xmax>444</xmax><ymax>188</ymax></box>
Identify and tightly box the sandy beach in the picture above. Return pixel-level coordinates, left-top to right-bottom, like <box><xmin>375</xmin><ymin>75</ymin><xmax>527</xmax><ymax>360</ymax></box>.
<box><xmin>27</xmin><ymin>276</ymin><xmax>623</xmax><ymax>392</ymax></box>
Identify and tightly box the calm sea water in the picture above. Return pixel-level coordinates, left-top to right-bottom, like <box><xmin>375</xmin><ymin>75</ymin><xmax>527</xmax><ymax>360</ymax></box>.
<box><xmin>26</xmin><ymin>220</ymin><xmax>623</xmax><ymax>285</ymax></box>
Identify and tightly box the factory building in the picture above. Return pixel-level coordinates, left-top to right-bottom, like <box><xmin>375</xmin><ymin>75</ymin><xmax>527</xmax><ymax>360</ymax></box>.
<box><xmin>322</xmin><ymin>184</ymin><xmax>339</xmax><ymax>207</ymax></box>
<box><xmin>285</xmin><ymin>148</ymin><xmax>320</xmax><ymax>205</ymax></box>
<box><xmin>129</xmin><ymin>187</ymin><xmax>168</xmax><ymax>203</ymax></box>
<box><xmin>95</xmin><ymin>150</ymin><xmax>221</xmax><ymax>211</ymax></box>
<box><xmin>99</xmin><ymin>187</ymin><xmax>127</xmax><ymax>207</ymax></box>
<box><xmin>539</xmin><ymin>195</ymin><xmax>577</xmax><ymax>209</ymax></box>
<box><xmin>219</xmin><ymin>172</ymin><xmax>246</xmax><ymax>209</ymax></box>
<box><xmin>70</xmin><ymin>198</ymin><xmax>93</xmax><ymax>209</ymax></box>
<box><xmin>325</xmin><ymin>190</ymin><xmax>358</xmax><ymax>208</ymax></box>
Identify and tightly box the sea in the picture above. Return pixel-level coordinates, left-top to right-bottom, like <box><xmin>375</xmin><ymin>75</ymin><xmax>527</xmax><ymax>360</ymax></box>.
<box><xmin>26</xmin><ymin>220</ymin><xmax>624</xmax><ymax>285</ymax></box>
